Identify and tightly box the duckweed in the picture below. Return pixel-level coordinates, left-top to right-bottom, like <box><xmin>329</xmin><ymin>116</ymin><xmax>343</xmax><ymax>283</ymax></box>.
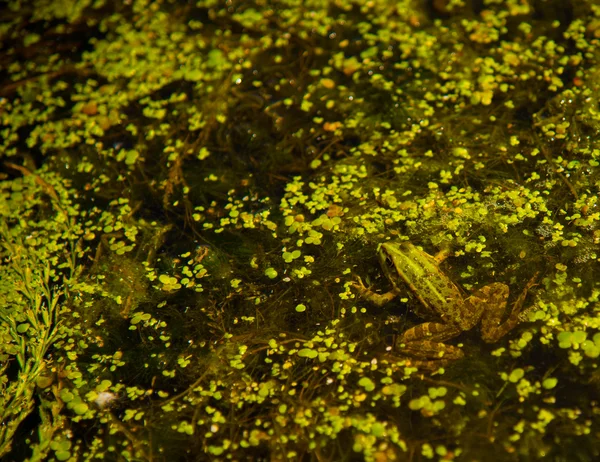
<box><xmin>2</xmin><ymin>0</ymin><xmax>600</xmax><ymax>460</ymax></box>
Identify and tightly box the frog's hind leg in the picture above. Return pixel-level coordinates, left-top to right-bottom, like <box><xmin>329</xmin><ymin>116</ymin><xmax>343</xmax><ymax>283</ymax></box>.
<box><xmin>479</xmin><ymin>274</ymin><xmax>538</xmax><ymax>343</ymax></box>
<box><xmin>399</xmin><ymin>322</ymin><xmax>464</xmax><ymax>360</ymax></box>
<box><xmin>401</xmin><ymin>340</ymin><xmax>465</xmax><ymax>361</ymax></box>
<box><xmin>402</xmin><ymin>321</ymin><xmax>462</xmax><ymax>343</ymax></box>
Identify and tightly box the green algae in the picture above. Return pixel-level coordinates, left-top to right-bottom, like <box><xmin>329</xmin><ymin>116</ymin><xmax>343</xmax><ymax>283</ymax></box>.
<box><xmin>1</xmin><ymin>0</ymin><xmax>600</xmax><ymax>460</ymax></box>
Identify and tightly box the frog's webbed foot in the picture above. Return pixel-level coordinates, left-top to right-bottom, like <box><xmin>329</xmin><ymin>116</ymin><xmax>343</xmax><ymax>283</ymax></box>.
<box><xmin>480</xmin><ymin>273</ymin><xmax>539</xmax><ymax>343</ymax></box>
<box><xmin>352</xmin><ymin>276</ymin><xmax>400</xmax><ymax>307</ymax></box>
<box><xmin>351</xmin><ymin>275</ymin><xmax>367</xmax><ymax>291</ymax></box>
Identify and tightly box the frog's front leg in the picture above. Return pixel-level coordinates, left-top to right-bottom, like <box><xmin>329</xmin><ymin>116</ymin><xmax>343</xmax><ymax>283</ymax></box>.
<box><xmin>352</xmin><ymin>276</ymin><xmax>401</xmax><ymax>307</ymax></box>
<box><xmin>399</xmin><ymin>322</ymin><xmax>464</xmax><ymax>360</ymax></box>
<box><xmin>433</xmin><ymin>248</ymin><xmax>452</xmax><ymax>264</ymax></box>
<box><xmin>476</xmin><ymin>274</ymin><xmax>538</xmax><ymax>343</ymax></box>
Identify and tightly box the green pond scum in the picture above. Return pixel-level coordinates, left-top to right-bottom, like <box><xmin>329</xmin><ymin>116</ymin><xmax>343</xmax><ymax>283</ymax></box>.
<box><xmin>1</xmin><ymin>0</ymin><xmax>600</xmax><ymax>460</ymax></box>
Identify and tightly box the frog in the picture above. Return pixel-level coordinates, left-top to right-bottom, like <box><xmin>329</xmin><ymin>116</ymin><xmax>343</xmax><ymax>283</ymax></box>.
<box><xmin>353</xmin><ymin>241</ymin><xmax>538</xmax><ymax>365</ymax></box>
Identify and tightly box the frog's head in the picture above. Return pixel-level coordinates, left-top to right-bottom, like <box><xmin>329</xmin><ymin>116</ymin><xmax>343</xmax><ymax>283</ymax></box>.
<box><xmin>377</xmin><ymin>241</ymin><xmax>414</xmax><ymax>289</ymax></box>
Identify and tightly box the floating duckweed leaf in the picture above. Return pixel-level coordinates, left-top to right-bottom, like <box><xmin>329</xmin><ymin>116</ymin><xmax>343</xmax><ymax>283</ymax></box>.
<box><xmin>508</xmin><ymin>368</ymin><xmax>525</xmax><ymax>383</ymax></box>
<box><xmin>125</xmin><ymin>150</ymin><xmax>139</xmax><ymax>165</ymax></box>
<box><xmin>131</xmin><ymin>312</ymin><xmax>152</xmax><ymax>325</ymax></box>
<box><xmin>97</xmin><ymin>380</ymin><xmax>112</xmax><ymax>392</ymax></box>
<box><xmin>55</xmin><ymin>451</ymin><xmax>71</xmax><ymax>462</ymax></box>
<box><xmin>558</xmin><ymin>330</ymin><xmax>588</xmax><ymax>349</ymax></box>
<box><xmin>370</xmin><ymin>422</ymin><xmax>385</xmax><ymax>437</ymax></box>
<box><xmin>264</xmin><ymin>267</ymin><xmax>278</xmax><ymax>279</ymax></box>
<box><xmin>572</xmin><ymin>331</ymin><xmax>588</xmax><ymax>344</ymax></box>
<box><xmin>428</xmin><ymin>387</ymin><xmax>447</xmax><ymax>399</ymax></box>
<box><xmin>557</xmin><ymin>331</ymin><xmax>573</xmax><ymax>348</ymax></box>
<box><xmin>408</xmin><ymin>397</ymin><xmax>426</xmax><ymax>411</ymax></box>
<box><xmin>358</xmin><ymin>377</ymin><xmax>375</xmax><ymax>392</ymax></box>
<box><xmin>73</xmin><ymin>402</ymin><xmax>89</xmax><ymax>415</ymax></box>
<box><xmin>60</xmin><ymin>390</ymin><xmax>75</xmax><ymax>403</ymax></box>
<box><xmin>159</xmin><ymin>274</ymin><xmax>174</xmax><ymax>284</ymax></box>
<box><xmin>197</xmin><ymin>147</ymin><xmax>211</xmax><ymax>160</ymax></box>
<box><xmin>381</xmin><ymin>384</ymin><xmax>407</xmax><ymax>397</ymax></box>
<box><xmin>282</xmin><ymin>250</ymin><xmax>302</xmax><ymax>263</ymax></box>
<box><xmin>298</xmin><ymin>348</ymin><xmax>318</xmax><ymax>359</ymax></box>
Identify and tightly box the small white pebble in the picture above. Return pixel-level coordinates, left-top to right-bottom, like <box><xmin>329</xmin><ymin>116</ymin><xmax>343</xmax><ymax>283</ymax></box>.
<box><xmin>94</xmin><ymin>392</ymin><xmax>117</xmax><ymax>408</ymax></box>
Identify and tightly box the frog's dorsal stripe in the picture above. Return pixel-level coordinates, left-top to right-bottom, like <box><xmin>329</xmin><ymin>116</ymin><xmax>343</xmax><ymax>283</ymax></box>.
<box><xmin>381</xmin><ymin>241</ymin><xmax>477</xmax><ymax>329</ymax></box>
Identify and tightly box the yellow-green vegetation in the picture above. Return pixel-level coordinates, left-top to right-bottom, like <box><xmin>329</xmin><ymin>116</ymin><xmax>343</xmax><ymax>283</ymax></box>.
<box><xmin>1</xmin><ymin>0</ymin><xmax>600</xmax><ymax>460</ymax></box>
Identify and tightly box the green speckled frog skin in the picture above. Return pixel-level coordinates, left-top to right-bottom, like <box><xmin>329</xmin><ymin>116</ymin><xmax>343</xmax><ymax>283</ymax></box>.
<box><xmin>354</xmin><ymin>241</ymin><xmax>538</xmax><ymax>364</ymax></box>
